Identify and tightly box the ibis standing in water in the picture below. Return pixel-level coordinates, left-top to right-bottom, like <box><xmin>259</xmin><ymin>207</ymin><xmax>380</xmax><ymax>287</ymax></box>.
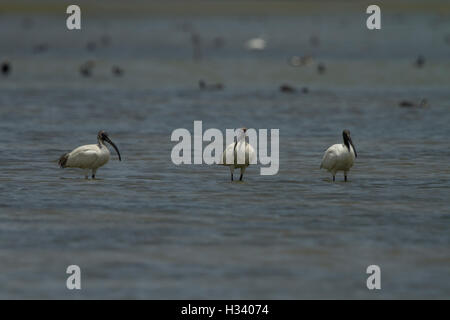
<box><xmin>59</xmin><ymin>130</ymin><xmax>121</xmax><ymax>179</ymax></box>
<box><xmin>320</xmin><ymin>129</ymin><xmax>357</xmax><ymax>182</ymax></box>
<box><xmin>221</xmin><ymin>128</ymin><xmax>256</xmax><ymax>181</ymax></box>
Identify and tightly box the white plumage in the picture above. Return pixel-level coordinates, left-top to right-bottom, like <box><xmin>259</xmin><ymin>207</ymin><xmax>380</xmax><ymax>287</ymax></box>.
<box><xmin>320</xmin><ymin>129</ymin><xmax>357</xmax><ymax>182</ymax></box>
<box><xmin>220</xmin><ymin>128</ymin><xmax>256</xmax><ymax>181</ymax></box>
<box><xmin>245</xmin><ymin>36</ymin><xmax>266</xmax><ymax>51</ymax></box>
<box><xmin>59</xmin><ymin>130</ymin><xmax>121</xmax><ymax>179</ymax></box>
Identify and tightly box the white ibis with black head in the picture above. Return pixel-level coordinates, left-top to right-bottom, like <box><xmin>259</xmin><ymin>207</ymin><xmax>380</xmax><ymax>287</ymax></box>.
<box><xmin>58</xmin><ymin>130</ymin><xmax>121</xmax><ymax>179</ymax></box>
<box><xmin>320</xmin><ymin>129</ymin><xmax>357</xmax><ymax>182</ymax></box>
<box><xmin>221</xmin><ymin>128</ymin><xmax>256</xmax><ymax>181</ymax></box>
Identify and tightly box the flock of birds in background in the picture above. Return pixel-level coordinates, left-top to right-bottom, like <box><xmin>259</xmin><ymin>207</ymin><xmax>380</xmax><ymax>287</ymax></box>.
<box><xmin>2</xmin><ymin>16</ymin><xmax>439</xmax><ymax>79</ymax></box>
<box><xmin>0</xmin><ymin>19</ymin><xmax>436</xmax><ymax>107</ymax></box>
<box><xmin>0</xmin><ymin>18</ymin><xmax>441</xmax><ymax>181</ymax></box>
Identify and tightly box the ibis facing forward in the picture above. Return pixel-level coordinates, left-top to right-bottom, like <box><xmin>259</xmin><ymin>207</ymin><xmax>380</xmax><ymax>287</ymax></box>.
<box><xmin>221</xmin><ymin>128</ymin><xmax>256</xmax><ymax>181</ymax></box>
<box><xmin>59</xmin><ymin>130</ymin><xmax>121</xmax><ymax>179</ymax></box>
<box><xmin>320</xmin><ymin>130</ymin><xmax>357</xmax><ymax>182</ymax></box>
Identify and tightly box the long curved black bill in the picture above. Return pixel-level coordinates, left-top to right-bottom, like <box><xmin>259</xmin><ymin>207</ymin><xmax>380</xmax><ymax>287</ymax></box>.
<box><xmin>105</xmin><ymin>137</ymin><xmax>121</xmax><ymax>161</ymax></box>
<box><xmin>349</xmin><ymin>138</ymin><xmax>357</xmax><ymax>158</ymax></box>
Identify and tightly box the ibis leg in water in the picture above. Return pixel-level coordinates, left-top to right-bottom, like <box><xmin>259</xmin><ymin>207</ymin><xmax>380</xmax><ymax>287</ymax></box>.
<box><xmin>239</xmin><ymin>167</ymin><xmax>246</xmax><ymax>181</ymax></box>
<box><xmin>58</xmin><ymin>130</ymin><xmax>121</xmax><ymax>179</ymax></box>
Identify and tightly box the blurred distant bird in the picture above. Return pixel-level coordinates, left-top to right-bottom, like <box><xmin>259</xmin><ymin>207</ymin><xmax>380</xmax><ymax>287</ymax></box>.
<box><xmin>280</xmin><ymin>84</ymin><xmax>296</xmax><ymax>93</ymax></box>
<box><xmin>80</xmin><ymin>67</ymin><xmax>91</xmax><ymax>77</ymax></box>
<box><xmin>79</xmin><ymin>61</ymin><xmax>95</xmax><ymax>77</ymax></box>
<box><xmin>399</xmin><ymin>98</ymin><xmax>428</xmax><ymax>108</ymax></box>
<box><xmin>289</xmin><ymin>55</ymin><xmax>314</xmax><ymax>67</ymax></box>
<box><xmin>320</xmin><ymin>130</ymin><xmax>357</xmax><ymax>182</ymax></box>
<box><xmin>414</xmin><ymin>55</ymin><xmax>425</xmax><ymax>68</ymax></box>
<box><xmin>245</xmin><ymin>36</ymin><xmax>266</xmax><ymax>51</ymax></box>
<box><xmin>220</xmin><ymin>128</ymin><xmax>256</xmax><ymax>181</ymax></box>
<box><xmin>301</xmin><ymin>55</ymin><xmax>314</xmax><ymax>66</ymax></box>
<box><xmin>1</xmin><ymin>61</ymin><xmax>11</xmax><ymax>76</ymax></box>
<box><xmin>112</xmin><ymin>66</ymin><xmax>124</xmax><ymax>77</ymax></box>
<box><xmin>198</xmin><ymin>80</ymin><xmax>224</xmax><ymax>91</ymax></box>
<box><xmin>191</xmin><ymin>33</ymin><xmax>203</xmax><ymax>61</ymax></box>
<box><xmin>317</xmin><ymin>62</ymin><xmax>326</xmax><ymax>74</ymax></box>
<box><xmin>59</xmin><ymin>131</ymin><xmax>121</xmax><ymax>179</ymax></box>
<box><xmin>289</xmin><ymin>56</ymin><xmax>302</xmax><ymax>67</ymax></box>
<box><xmin>301</xmin><ymin>86</ymin><xmax>309</xmax><ymax>94</ymax></box>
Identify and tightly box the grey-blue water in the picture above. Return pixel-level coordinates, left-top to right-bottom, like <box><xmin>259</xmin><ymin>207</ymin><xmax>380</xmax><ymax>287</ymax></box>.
<box><xmin>0</xmin><ymin>2</ymin><xmax>449</xmax><ymax>299</ymax></box>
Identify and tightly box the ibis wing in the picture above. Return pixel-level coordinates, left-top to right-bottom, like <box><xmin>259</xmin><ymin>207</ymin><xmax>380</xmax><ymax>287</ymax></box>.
<box><xmin>320</xmin><ymin>146</ymin><xmax>338</xmax><ymax>170</ymax></box>
<box><xmin>65</xmin><ymin>145</ymin><xmax>99</xmax><ymax>169</ymax></box>
<box><xmin>221</xmin><ymin>142</ymin><xmax>256</xmax><ymax>165</ymax></box>
<box><xmin>221</xmin><ymin>142</ymin><xmax>236</xmax><ymax>165</ymax></box>
<box><xmin>246</xmin><ymin>143</ymin><xmax>257</xmax><ymax>164</ymax></box>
